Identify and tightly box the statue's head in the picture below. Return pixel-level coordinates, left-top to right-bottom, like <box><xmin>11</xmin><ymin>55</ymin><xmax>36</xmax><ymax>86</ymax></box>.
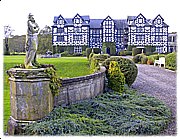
<box><xmin>28</xmin><ymin>13</ymin><xmax>35</xmax><ymax>22</ymax></box>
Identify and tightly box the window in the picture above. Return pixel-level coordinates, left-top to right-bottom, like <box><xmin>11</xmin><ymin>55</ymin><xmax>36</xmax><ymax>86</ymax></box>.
<box><xmin>73</xmin><ymin>35</ymin><xmax>82</xmax><ymax>41</ymax></box>
<box><xmin>74</xmin><ymin>46</ymin><xmax>82</xmax><ymax>53</ymax></box>
<box><xmin>57</xmin><ymin>36</ymin><xmax>64</xmax><ymax>42</ymax></box>
<box><xmin>53</xmin><ymin>36</ymin><xmax>57</xmax><ymax>42</ymax></box>
<box><xmin>58</xmin><ymin>28</ymin><xmax>64</xmax><ymax>33</ymax></box>
<box><xmin>53</xmin><ymin>28</ymin><xmax>57</xmax><ymax>33</ymax></box>
<box><xmin>139</xmin><ymin>18</ymin><xmax>143</xmax><ymax>24</ymax></box>
<box><xmin>75</xmin><ymin>19</ymin><xmax>79</xmax><ymax>24</ymax></box>
<box><xmin>136</xmin><ymin>35</ymin><xmax>145</xmax><ymax>41</ymax></box>
<box><xmin>57</xmin><ymin>19</ymin><xmax>63</xmax><ymax>25</ymax></box>
<box><xmin>155</xmin><ymin>36</ymin><xmax>162</xmax><ymax>42</ymax></box>
<box><xmin>74</xmin><ymin>27</ymin><xmax>81</xmax><ymax>33</ymax></box>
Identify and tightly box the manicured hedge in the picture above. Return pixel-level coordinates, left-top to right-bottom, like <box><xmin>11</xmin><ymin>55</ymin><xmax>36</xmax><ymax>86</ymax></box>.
<box><xmin>133</xmin><ymin>54</ymin><xmax>148</xmax><ymax>64</ymax></box>
<box><xmin>107</xmin><ymin>61</ymin><xmax>125</xmax><ymax>93</ymax></box>
<box><xmin>92</xmin><ymin>54</ymin><xmax>110</xmax><ymax>63</ymax></box>
<box><xmin>119</xmin><ymin>50</ymin><xmax>132</xmax><ymax>56</ymax></box>
<box><xmin>165</xmin><ymin>52</ymin><xmax>176</xmax><ymax>70</ymax></box>
<box><xmin>102</xmin><ymin>56</ymin><xmax>138</xmax><ymax>86</ymax></box>
<box><xmin>86</xmin><ymin>48</ymin><xmax>101</xmax><ymax>59</ymax></box>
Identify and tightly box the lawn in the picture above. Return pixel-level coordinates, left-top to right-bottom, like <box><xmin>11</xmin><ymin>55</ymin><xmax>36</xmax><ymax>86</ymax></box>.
<box><xmin>3</xmin><ymin>56</ymin><xmax>90</xmax><ymax>132</ymax></box>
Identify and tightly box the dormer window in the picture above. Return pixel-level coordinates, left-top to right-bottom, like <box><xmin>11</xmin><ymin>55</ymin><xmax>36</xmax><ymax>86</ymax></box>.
<box><xmin>57</xmin><ymin>19</ymin><xmax>63</xmax><ymax>25</ymax></box>
<box><xmin>75</xmin><ymin>19</ymin><xmax>79</xmax><ymax>24</ymax></box>
<box><xmin>157</xmin><ymin>19</ymin><xmax>161</xmax><ymax>24</ymax></box>
<box><xmin>139</xmin><ymin>18</ymin><xmax>143</xmax><ymax>24</ymax></box>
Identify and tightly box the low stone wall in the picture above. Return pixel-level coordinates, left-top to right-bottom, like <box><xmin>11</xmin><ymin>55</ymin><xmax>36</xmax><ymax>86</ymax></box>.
<box><xmin>6</xmin><ymin>66</ymin><xmax>106</xmax><ymax>135</ymax></box>
<box><xmin>54</xmin><ymin>66</ymin><xmax>106</xmax><ymax>107</ymax></box>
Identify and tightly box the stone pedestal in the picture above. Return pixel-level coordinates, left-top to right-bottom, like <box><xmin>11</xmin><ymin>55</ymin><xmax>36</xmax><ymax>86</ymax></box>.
<box><xmin>6</xmin><ymin>68</ymin><xmax>53</xmax><ymax>135</ymax></box>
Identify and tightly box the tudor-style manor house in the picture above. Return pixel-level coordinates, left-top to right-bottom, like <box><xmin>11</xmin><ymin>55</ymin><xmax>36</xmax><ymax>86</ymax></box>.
<box><xmin>52</xmin><ymin>13</ymin><xmax>169</xmax><ymax>54</ymax></box>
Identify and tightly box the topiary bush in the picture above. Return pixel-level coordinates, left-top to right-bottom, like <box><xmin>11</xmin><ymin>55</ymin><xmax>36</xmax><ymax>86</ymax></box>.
<box><xmin>165</xmin><ymin>52</ymin><xmax>176</xmax><ymax>70</ymax></box>
<box><xmin>90</xmin><ymin>57</ymin><xmax>100</xmax><ymax>73</ymax></box>
<box><xmin>102</xmin><ymin>56</ymin><xmax>138</xmax><ymax>86</ymax></box>
<box><xmin>119</xmin><ymin>50</ymin><xmax>132</xmax><ymax>56</ymax></box>
<box><xmin>107</xmin><ymin>61</ymin><xmax>125</xmax><ymax>94</ymax></box>
<box><xmin>92</xmin><ymin>54</ymin><xmax>110</xmax><ymax>64</ymax></box>
<box><xmin>132</xmin><ymin>54</ymin><xmax>148</xmax><ymax>64</ymax></box>
<box><xmin>86</xmin><ymin>48</ymin><xmax>101</xmax><ymax>59</ymax></box>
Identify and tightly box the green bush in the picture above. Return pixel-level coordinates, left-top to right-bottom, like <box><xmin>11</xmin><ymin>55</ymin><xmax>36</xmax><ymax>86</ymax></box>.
<box><xmin>124</xmin><ymin>51</ymin><xmax>132</xmax><ymax>56</ymax></box>
<box><xmin>127</xmin><ymin>45</ymin><xmax>136</xmax><ymax>51</ymax></box>
<box><xmin>133</xmin><ymin>54</ymin><xmax>148</xmax><ymax>64</ymax></box>
<box><xmin>119</xmin><ymin>50</ymin><xmax>126</xmax><ymax>56</ymax></box>
<box><xmin>90</xmin><ymin>57</ymin><xmax>100</xmax><ymax>73</ymax></box>
<box><xmin>89</xmin><ymin>52</ymin><xmax>94</xmax><ymax>61</ymax></box>
<box><xmin>92</xmin><ymin>54</ymin><xmax>110</xmax><ymax>64</ymax></box>
<box><xmin>61</xmin><ymin>51</ymin><xmax>69</xmax><ymax>57</ymax></box>
<box><xmin>102</xmin><ymin>56</ymin><xmax>138</xmax><ymax>86</ymax></box>
<box><xmin>108</xmin><ymin>61</ymin><xmax>125</xmax><ymax>93</ymax></box>
<box><xmin>147</xmin><ymin>56</ymin><xmax>154</xmax><ymax>65</ymax></box>
<box><xmin>141</xmin><ymin>55</ymin><xmax>148</xmax><ymax>64</ymax></box>
<box><xmin>119</xmin><ymin>50</ymin><xmax>132</xmax><ymax>56</ymax></box>
<box><xmin>132</xmin><ymin>48</ymin><xmax>146</xmax><ymax>56</ymax></box>
<box><xmin>86</xmin><ymin>48</ymin><xmax>101</xmax><ymax>59</ymax></box>
<box><xmin>165</xmin><ymin>52</ymin><xmax>176</xmax><ymax>70</ymax></box>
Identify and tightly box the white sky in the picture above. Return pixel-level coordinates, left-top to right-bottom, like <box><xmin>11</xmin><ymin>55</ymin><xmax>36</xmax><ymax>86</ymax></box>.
<box><xmin>0</xmin><ymin>0</ymin><xmax>179</xmax><ymax>35</ymax></box>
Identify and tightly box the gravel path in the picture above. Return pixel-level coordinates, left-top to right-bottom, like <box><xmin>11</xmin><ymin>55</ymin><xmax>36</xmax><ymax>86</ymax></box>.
<box><xmin>131</xmin><ymin>64</ymin><xmax>177</xmax><ymax>135</ymax></box>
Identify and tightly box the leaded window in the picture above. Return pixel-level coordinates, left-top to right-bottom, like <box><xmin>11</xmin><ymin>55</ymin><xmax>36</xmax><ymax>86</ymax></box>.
<box><xmin>74</xmin><ymin>46</ymin><xmax>82</xmax><ymax>53</ymax></box>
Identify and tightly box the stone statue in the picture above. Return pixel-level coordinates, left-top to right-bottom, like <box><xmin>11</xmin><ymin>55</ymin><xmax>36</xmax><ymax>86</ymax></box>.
<box><xmin>25</xmin><ymin>13</ymin><xmax>40</xmax><ymax>68</ymax></box>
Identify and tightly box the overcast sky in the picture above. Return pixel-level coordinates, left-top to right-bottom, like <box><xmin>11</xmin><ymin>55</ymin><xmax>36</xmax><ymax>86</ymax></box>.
<box><xmin>0</xmin><ymin>0</ymin><xmax>179</xmax><ymax>35</ymax></box>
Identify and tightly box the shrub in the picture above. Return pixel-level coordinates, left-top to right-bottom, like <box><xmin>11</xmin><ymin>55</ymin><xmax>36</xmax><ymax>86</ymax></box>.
<box><xmin>165</xmin><ymin>52</ymin><xmax>176</xmax><ymax>70</ymax></box>
<box><xmin>92</xmin><ymin>54</ymin><xmax>110</xmax><ymax>64</ymax></box>
<box><xmin>108</xmin><ymin>61</ymin><xmax>125</xmax><ymax>93</ymax></box>
<box><xmin>141</xmin><ymin>55</ymin><xmax>148</xmax><ymax>64</ymax></box>
<box><xmin>86</xmin><ymin>48</ymin><xmax>101</xmax><ymax>59</ymax></box>
<box><xmin>119</xmin><ymin>50</ymin><xmax>126</xmax><ymax>56</ymax></box>
<box><xmin>82</xmin><ymin>51</ymin><xmax>86</xmax><ymax>57</ymax></box>
<box><xmin>102</xmin><ymin>56</ymin><xmax>138</xmax><ymax>86</ymax></box>
<box><xmin>90</xmin><ymin>57</ymin><xmax>100</xmax><ymax>73</ymax></box>
<box><xmin>61</xmin><ymin>51</ymin><xmax>69</xmax><ymax>57</ymax></box>
<box><xmin>124</xmin><ymin>51</ymin><xmax>132</xmax><ymax>56</ymax></box>
<box><xmin>132</xmin><ymin>48</ymin><xmax>146</xmax><ymax>56</ymax></box>
<box><xmin>147</xmin><ymin>56</ymin><xmax>154</xmax><ymax>65</ymax></box>
<box><xmin>132</xmin><ymin>54</ymin><xmax>148</xmax><ymax>64</ymax></box>
<box><xmin>89</xmin><ymin>52</ymin><xmax>94</xmax><ymax>61</ymax></box>
<box><xmin>127</xmin><ymin>45</ymin><xmax>136</xmax><ymax>51</ymax></box>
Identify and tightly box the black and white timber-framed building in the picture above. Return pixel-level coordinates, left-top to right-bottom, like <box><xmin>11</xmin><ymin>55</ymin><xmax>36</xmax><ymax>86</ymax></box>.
<box><xmin>52</xmin><ymin>13</ymin><xmax>169</xmax><ymax>54</ymax></box>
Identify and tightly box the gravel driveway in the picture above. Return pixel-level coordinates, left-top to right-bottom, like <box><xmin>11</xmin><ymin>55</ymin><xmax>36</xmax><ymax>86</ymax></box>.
<box><xmin>131</xmin><ymin>64</ymin><xmax>177</xmax><ymax>135</ymax></box>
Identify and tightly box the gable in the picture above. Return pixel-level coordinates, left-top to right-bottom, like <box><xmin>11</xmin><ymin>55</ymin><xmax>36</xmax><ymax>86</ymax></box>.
<box><xmin>153</xmin><ymin>14</ymin><xmax>165</xmax><ymax>27</ymax></box>
<box><xmin>73</xmin><ymin>13</ymin><xmax>83</xmax><ymax>24</ymax></box>
<box><xmin>102</xmin><ymin>16</ymin><xmax>114</xmax><ymax>26</ymax></box>
<box><xmin>134</xmin><ymin>13</ymin><xmax>146</xmax><ymax>26</ymax></box>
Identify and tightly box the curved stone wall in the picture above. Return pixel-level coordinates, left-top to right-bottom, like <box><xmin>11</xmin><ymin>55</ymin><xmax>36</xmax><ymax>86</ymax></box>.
<box><xmin>54</xmin><ymin>66</ymin><xmax>106</xmax><ymax>107</ymax></box>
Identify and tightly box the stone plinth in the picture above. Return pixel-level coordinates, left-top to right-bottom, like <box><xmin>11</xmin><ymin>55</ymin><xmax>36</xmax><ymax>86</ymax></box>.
<box><xmin>6</xmin><ymin>68</ymin><xmax>53</xmax><ymax>135</ymax></box>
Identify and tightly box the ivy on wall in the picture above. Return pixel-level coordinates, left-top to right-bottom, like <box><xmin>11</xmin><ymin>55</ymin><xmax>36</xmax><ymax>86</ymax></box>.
<box><xmin>102</xmin><ymin>42</ymin><xmax>116</xmax><ymax>55</ymax></box>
